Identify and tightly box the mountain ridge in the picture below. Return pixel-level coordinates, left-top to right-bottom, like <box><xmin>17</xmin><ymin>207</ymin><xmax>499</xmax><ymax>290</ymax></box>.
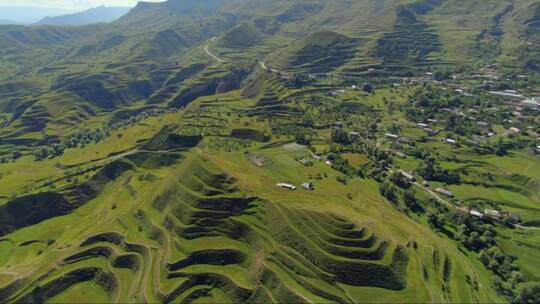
<box><xmin>36</xmin><ymin>6</ymin><xmax>132</xmax><ymax>26</ymax></box>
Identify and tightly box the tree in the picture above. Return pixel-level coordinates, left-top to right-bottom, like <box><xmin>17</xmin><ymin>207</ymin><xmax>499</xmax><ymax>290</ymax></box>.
<box><xmin>404</xmin><ymin>189</ymin><xmax>421</xmax><ymax>212</ymax></box>
<box><xmin>390</xmin><ymin>171</ymin><xmax>411</xmax><ymax>189</ymax></box>
<box><xmin>496</xmin><ymin>137</ymin><xmax>508</xmax><ymax>156</ymax></box>
<box><xmin>428</xmin><ymin>212</ymin><xmax>445</xmax><ymax>229</ymax></box>
<box><xmin>32</xmin><ymin>147</ymin><xmax>49</xmax><ymax>161</ymax></box>
<box><xmin>362</xmin><ymin>82</ymin><xmax>374</xmax><ymax>93</ymax></box>
<box><xmin>380</xmin><ymin>181</ymin><xmax>397</xmax><ymax>203</ymax></box>
<box><xmin>11</xmin><ymin>149</ymin><xmax>21</xmax><ymax>160</ymax></box>
<box><xmin>331</xmin><ymin>128</ymin><xmax>350</xmax><ymax>145</ymax></box>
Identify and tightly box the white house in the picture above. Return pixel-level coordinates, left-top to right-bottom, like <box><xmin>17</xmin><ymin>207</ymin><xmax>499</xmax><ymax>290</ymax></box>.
<box><xmin>386</xmin><ymin>133</ymin><xmax>399</xmax><ymax>139</ymax></box>
<box><xmin>434</xmin><ymin>188</ymin><xmax>454</xmax><ymax>198</ymax></box>
<box><xmin>470</xmin><ymin>210</ymin><xmax>484</xmax><ymax>218</ymax></box>
<box><xmin>398</xmin><ymin>170</ymin><xmax>416</xmax><ymax>182</ymax></box>
<box><xmin>485</xmin><ymin>209</ymin><xmax>502</xmax><ymax>219</ymax></box>
<box><xmin>276</xmin><ymin>183</ymin><xmax>296</xmax><ymax>190</ymax></box>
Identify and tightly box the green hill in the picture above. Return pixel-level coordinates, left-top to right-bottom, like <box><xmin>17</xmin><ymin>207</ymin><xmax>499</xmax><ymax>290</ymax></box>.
<box><xmin>0</xmin><ymin>145</ymin><xmax>502</xmax><ymax>303</ymax></box>
<box><xmin>216</xmin><ymin>22</ymin><xmax>262</xmax><ymax>49</ymax></box>
<box><xmin>270</xmin><ymin>30</ymin><xmax>359</xmax><ymax>73</ymax></box>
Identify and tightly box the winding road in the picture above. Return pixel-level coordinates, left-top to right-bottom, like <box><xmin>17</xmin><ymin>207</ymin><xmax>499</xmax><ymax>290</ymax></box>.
<box><xmin>204</xmin><ymin>38</ymin><xmax>225</xmax><ymax>63</ymax></box>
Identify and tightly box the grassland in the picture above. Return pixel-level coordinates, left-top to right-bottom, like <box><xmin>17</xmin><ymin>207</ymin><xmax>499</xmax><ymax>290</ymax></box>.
<box><xmin>3</xmin><ymin>73</ymin><xmax>536</xmax><ymax>301</ymax></box>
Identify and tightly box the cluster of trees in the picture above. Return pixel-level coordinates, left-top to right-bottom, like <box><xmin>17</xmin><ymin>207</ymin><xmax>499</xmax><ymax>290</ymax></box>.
<box><xmin>381</xmin><ymin>175</ymin><xmax>421</xmax><ymax>212</ymax></box>
<box><xmin>404</xmin><ymin>84</ymin><xmax>464</xmax><ymax>121</ymax></box>
<box><xmin>327</xmin><ymin>153</ymin><xmax>356</xmax><ymax>176</ymax></box>
<box><xmin>295</xmin><ymin>128</ymin><xmax>315</xmax><ymax>145</ymax></box>
<box><xmin>25</xmin><ymin>107</ymin><xmax>180</xmax><ymax>162</ymax></box>
<box><xmin>205</xmin><ymin>137</ymin><xmax>252</xmax><ymax>152</ymax></box>
<box><xmin>30</xmin><ymin>128</ymin><xmax>109</xmax><ymax>161</ymax></box>
<box><xmin>417</xmin><ymin>157</ymin><xmax>460</xmax><ymax>184</ymax></box>
<box><xmin>0</xmin><ymin>149</ymin><xmax>22</xmax><ymax>163</ymax></box>
<box><xmin>331</xmin><ymin>128</ymin><xmax>351</xmax><ymax>145</ymax></box>
<box><xmin>390</xmin><ymin>171</ymin><xmax>412</xmax><ymax>189</ymax></box>
<box><xmin>456</xmin><ymin>221</ymin><xmax>496</xmax><ymax>252</ymax></box>
<box><xmin>427</xmin><ymin>211</ymin><xmax>446</xmax><ymax>229</ymax></box>
<box><xmin>282</xmin><ymin>74</ymin><xmax>318</xmax><ymax>88</ymax></box>
<box><xmin>109</xmin><ymin>107</ymin><xmax>179</xmax><ymax>130</ymax></box>
<box><xmin>380</xmin><ymin>180</ymin><xmax>397</xmax><ymax>203</ymax></box>
<box><xmin>453</xmin><ymin>215</ymin><xmax>539</xmax><ymax>302</ymax></box>
<box><xmin>32</xmin><ymin>143</ymin><xmax>65</xmax><ymax>161</ymax></box>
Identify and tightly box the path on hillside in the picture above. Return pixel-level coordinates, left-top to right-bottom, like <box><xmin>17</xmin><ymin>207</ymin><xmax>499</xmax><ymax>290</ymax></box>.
<box><xmin>204</xmin><ymin>37</ymin><xmax>225</xmax><ymax>63</ymax></box>
<box><xmin>412</xmin><ymin>181</ymin><xmax>454</xmax><ymax>209</ymax></box>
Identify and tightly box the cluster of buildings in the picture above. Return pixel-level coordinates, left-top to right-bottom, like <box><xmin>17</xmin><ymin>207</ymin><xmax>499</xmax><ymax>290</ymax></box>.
<box><xmin>466</xmin><ymin>207</ymin><xmax>521</xmax><ymax>224</ymax></box>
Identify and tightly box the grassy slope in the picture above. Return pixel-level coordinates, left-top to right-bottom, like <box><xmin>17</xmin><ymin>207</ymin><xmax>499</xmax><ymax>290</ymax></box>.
<box><xmin>0</xmin><ymin>88</ymin><xmax>507</xmax><ymax>303</ymax></box>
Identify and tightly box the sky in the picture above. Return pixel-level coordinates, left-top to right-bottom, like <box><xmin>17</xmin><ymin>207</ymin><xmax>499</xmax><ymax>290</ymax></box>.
<box><xmin>0</xmin><ymin>0</ymin><xmax>164</xmax><ymax>11</ymax></box>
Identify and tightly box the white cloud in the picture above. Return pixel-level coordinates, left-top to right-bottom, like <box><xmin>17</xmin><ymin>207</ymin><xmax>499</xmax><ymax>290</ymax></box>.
<box><xmin>0</xmin><ymin>0</ymin><xmax>165</xmax><ymax>11</ymax></box>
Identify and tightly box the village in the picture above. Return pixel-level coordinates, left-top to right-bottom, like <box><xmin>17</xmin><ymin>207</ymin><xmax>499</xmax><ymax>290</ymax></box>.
<box><xmin>270</xmin><ymin>63</ymin><xmax>538</xmax><ymax>230</ymax></box>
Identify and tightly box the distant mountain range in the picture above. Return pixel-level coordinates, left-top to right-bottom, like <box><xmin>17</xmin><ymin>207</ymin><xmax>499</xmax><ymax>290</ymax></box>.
<box><xmin>0</xmin><ymin>6</ymin><xmax>71</xmax><ymax>24</ymax></box>
<box><xmin>36</xmin><ymin>6</ymin><xmax>132</xmax><ymax>26</ymax></box>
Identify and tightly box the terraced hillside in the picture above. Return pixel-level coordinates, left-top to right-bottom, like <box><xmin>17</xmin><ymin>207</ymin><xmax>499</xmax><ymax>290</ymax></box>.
<box><xmin>269</xmin><ymin>31</ymin><xmax>360</xmax><ymax>73</ymax></box>
<box><xmin>0</xmin><ymin>146</ymin><xmax>501</xmax><ymax>303</ymax></box>
<box><xmin>1</xmin><ymin>84</ymin><xmax>520</xmax><ymax>302</ymax></box>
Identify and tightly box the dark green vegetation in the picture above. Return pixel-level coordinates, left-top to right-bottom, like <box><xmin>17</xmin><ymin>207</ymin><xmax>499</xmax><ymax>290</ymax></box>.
<box><xmin>0</xmin><ymin>0</ymin><xmax>539</xmax><ymax>303</ymax></box>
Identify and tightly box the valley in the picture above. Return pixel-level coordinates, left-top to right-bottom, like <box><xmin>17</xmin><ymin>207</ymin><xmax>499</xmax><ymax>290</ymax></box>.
<box><xmin>0</xmin><ymin>0</ymin><xmax>539</xmax><ymax>303</ymax></box>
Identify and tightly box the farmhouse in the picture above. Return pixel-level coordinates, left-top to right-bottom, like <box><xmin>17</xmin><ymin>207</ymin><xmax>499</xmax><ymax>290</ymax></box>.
<box><xmin>434</xmin><ymin>188</ymin><xmax>454</xmax><ymax>198</ymax></box>
<box><xmin>444</xmin><ymin>138</ymin><xmax>457</xmax><ymax>144</ymax></box>
<box><xmin>276</xmin><ymin>183</ymin><xmax>296</xmax><ymax>190</ymax></box>
<box><xmin>386</xmin><ymin>133</ymin><xmax>399</xmax><ymax>140</ymax></box>
<box><xmin>398</xmin><ymin>170</ymin><xmax>416</xmax><ymax>182</ymax></box>
<box><xmin>417</xmin><ymin>123</ymin><xmax>429</xmax><ymax>128</ymax></box>
<box><xmin>301</xmin><ymin>182</ymin><xmax>314</xmax><ymax>190</ymax></box>
<box><xmin>485</xmin><ymin>209</ymin><xmax>502</xmax><ymax>220</ymax></box>
<box><xmin>470</xmin><ymin>210</ymin><xmax>484</xmax><ymax>219</ymax></box>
